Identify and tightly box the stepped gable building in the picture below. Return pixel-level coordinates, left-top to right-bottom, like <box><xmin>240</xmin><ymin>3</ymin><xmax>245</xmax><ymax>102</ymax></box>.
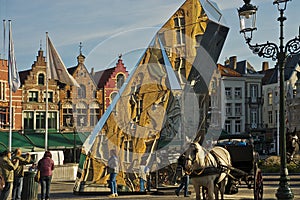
<box><xmin>20</xmin><ymin>49</ymin><xmax>60</xmax><ymax>133</ymax></box>
<box><xmin>91</xmin><ymin>55</ymin><xmax>129</xmax><ymax>112</ymax></box>
<box><xmin>60</xmin><ymin>52</ymin><xmax>101</xmax><ymax>133</ymax></box>
<box><xmin>0</xmin><ymin>59</ymin><xmax>22</xmax><ymax>130</ymax></box>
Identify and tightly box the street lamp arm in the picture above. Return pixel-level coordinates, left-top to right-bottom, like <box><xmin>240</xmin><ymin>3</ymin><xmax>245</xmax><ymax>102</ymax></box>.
<box><xmin>285</xmin><ymin>36</ymin><xmax>300</xmax><ymax>56</ymax></box>
<box><xmin>246</xmin><ymin>40</ymin><xmax>279</xmax><ymax>61</ymax></box>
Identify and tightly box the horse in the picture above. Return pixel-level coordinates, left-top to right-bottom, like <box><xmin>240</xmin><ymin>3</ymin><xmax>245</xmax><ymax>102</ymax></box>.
<box><xmin>286</xmin><ymin>128</ymin><xmax>299</xmax><ymax>163</ymax></box>
<box><xmin>185</xmin><ymin>142</ymin><xmax>231</xmax><ymax>200</ymax></box>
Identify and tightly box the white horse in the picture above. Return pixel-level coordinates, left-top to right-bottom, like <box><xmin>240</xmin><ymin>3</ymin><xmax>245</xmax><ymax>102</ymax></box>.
<box><xmin>185</xmin><ymin>142</ymin><xmax>231</xmax><ymax>200</ymax></box>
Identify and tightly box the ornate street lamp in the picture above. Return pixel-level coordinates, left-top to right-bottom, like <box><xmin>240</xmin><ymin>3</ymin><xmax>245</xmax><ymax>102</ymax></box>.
<box><xmin>238</xmin><ymin>0</ymin><xmax>300</xmax><ymax>199</ymax></box>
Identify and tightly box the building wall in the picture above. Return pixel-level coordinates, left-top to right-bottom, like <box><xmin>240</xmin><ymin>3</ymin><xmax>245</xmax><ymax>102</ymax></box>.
<box><xmin>21</xmin><ymin>50</ymin><xmax>60</xmax><ymax>133</ymax></box>
<box><xmin>0</xmin><ymin>59</ymin><xmax>23</xmax><ymax>130</ymax></box>
<box><xmin>222</xmin><ymin>76</ymin><xmax>246</xmax><ymax>134</ymax></box>
<box><xmin>59</xmin><ymin>54</ymin><xmax>102</xmax><ymax>133</ymax></box>
<box><xmin>103</xmin><ymin>58</ymin><xmax>129</xmax><ymax>110</ymax></box>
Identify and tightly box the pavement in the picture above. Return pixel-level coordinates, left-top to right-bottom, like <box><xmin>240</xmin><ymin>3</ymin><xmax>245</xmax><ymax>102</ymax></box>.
<box><xmin>44</xmin><ymin>173</ymin><xmax>300</xmax><ymax>200</ymax></box>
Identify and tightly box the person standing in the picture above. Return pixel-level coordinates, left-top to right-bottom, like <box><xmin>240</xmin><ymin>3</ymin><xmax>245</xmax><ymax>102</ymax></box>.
<box><xmin>175</xmin><ymin>154</ymin><xmax>189</xmax><ymax>197</ymax></box>
<box><xmin>107</xmin><ymin>149</ymin><xmax>119</xmax><ymax>198</ymax></box>
<box><xmin>12</xmin><ymin>148</ymin><xmax>31</xmax><ymax>200</ymax></box>
<box><xmin>138</xmin><ymin>160</ymin><xmax>147</xmax><ymax>192</ymax></box>
<box><xmin>0</xmin><ymin>150</ymin><xmax>19</xmax><ymax>200</ymax></box>
<box><xmin>37</xmin><ymin>151</ymin><xmax>54</xmax><ymax>200</ymax></box>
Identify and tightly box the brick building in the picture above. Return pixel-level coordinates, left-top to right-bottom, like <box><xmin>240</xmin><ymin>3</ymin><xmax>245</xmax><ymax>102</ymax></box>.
<box><xmin>0</xmin><ymin>59</ymin><xmax>22</xmax><ymax>130</ymax></box>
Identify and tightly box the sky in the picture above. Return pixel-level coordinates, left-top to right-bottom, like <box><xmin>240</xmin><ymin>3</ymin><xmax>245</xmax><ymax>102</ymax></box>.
<box><xmin>0</xmin><ymin>0</ymin><xmax>299</xmax><ymax>73</ymax></box>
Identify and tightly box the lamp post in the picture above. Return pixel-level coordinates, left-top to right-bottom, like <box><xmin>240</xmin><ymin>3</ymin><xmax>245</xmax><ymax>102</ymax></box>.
<box><xmin>238</xmin><ymin>0</ymin><xmax>300</xmax><ymax>199</ymax></box>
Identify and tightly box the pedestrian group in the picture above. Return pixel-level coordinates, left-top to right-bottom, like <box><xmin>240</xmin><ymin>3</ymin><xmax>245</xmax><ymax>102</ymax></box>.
<box><xmin>0</xmin><ymin>149</ymin><xmax>54</xmax><ymax>200</ymax></box>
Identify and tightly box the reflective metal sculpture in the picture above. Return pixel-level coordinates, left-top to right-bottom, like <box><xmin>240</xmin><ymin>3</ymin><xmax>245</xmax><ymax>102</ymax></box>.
<box><xmin>74</xmin><ymin>0</ymin><xmax>229</xmax><ymax>193</ymax></box>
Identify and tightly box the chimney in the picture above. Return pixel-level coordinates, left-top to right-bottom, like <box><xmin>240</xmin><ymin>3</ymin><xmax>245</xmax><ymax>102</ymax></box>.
<box><xmin>91</xmin><ymin>67</ymin><xmax>94</xmax><ymax>76</ymax></box>
<box><xmin>262</xmin><ymin>61</ymin><xmax>269</xmax><ymax>71</ymax></box>
<box><xmin>229</xmin><ymin>56</ymin><xmax>237</xmax><ymax>70</ymax></box>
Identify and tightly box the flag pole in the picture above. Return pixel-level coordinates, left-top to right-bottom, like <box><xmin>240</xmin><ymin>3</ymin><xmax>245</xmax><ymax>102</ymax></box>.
<box><xmin>2</xmin><ymin>20</ymin><xmax>6</xmax><ymax>64</ymax></box>
<box><xmin>45</xmin><ymin>32</ymin><xmax>49</xmax><ymax>151</ymax></box>
<box><xmin>8</xmin><ymin>20</ymin><xmax>12</xmax><ymax>152</ymax></box>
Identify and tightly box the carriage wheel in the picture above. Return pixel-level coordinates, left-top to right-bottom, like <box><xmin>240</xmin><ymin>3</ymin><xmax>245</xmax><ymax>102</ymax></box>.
<box><xmin>202</xmin><ymin>187</ymin><xmax>209</xmax><ymax>200</ymax></box>
<box><xmin>254</xmin><ymin>168</ymin><xmax>263</xmax><ymax>200</ymax></box>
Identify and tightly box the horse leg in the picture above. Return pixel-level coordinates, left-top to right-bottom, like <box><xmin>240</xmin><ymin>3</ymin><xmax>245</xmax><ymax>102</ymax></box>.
<box><xmin>207</xmin><ymin>181</ymin><xmax>214</xmax><ymax>200</ymax></box>
<box><xmin>219</xmin><ymin>177</ymin><xmax>228</xmax><ymax>200</ymax></box>
<box><xmin>193</xmin><ymin>184</ymin><xmax>201</xmax><ymax>200</ymax></box>
<box><xmin>214</xmin><ymin>184</ymin><xmax>219</xmax><ymax>200</ymax></box>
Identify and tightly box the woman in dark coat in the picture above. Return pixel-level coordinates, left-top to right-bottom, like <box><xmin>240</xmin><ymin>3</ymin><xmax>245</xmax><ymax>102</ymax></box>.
<box><xmin>38</xmin><ymin>151</ymin><xmax>54</xmax><ymax>200</ymax></box>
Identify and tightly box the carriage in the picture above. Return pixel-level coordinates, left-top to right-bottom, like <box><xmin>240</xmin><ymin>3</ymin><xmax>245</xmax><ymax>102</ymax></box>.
<box><xmin>215</xmin><ymin>133</ymin><xmax>263</xmax><ymax>200</ymax></box>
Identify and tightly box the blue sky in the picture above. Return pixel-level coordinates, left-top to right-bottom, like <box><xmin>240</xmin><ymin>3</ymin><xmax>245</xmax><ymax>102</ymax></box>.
<box><xmin>0</xmin><ymin>0</ymin><xmax>299</xmax><ymax>72</ymax></box>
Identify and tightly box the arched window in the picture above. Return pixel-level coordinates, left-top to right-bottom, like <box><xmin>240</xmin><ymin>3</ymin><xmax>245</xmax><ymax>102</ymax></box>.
<box><xmin>78</xmin><ymin>84</ymin><xmax>86</xmax><ymax>98</ymax></box>
<box><xmin>62</xmin><ymin>102</ymin><xmax>73</xmax><ymax>127</ymax></box>
<box><xmin>90</xmin><ymin>102</ymin><xmax>100</xmax><ymax>127</ymax></box>
<box><xmin>76</xmin><ymin>102</ymin><xmax>87</xmax><ymax>127</ymax></box>
<box><xmin>38</xmin><ymin>73</ymin><xmax>45</xmax><ymax>85</ymax></box>
<box><xmin>110</xmin><ymin>92</ymin><xmax>117</xmax><ymax>103</ymax></box>
<box><xmin>116</xmin><ymin>74</ymin><xmax>125</xmax><ymax>89</ymax></box>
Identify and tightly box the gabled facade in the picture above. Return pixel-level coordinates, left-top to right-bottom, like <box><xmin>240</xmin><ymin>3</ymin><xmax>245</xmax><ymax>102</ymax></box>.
<box><xmin>0</xmin><ymin>59</ymin><xmax>22</xmax><ymax>130</ymax></box>
<box><xmin>60</xmin><ymin>53</ymin><xmax>102</xmax><ymax>133</ymax></box>
<box><xmin>91</xmin><ymin>55</ymin><xmax>129</xmax><ymax>112</ymax></box>
<box><xmin>20</xmin><ymin>49</ymin><xmax>60</xmax><ymax>133</ymax></box>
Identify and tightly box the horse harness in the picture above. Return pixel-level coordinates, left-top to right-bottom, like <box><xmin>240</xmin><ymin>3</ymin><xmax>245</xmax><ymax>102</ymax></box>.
<box><xmin>187</xmin><ymin>148</ymin><xmax>228</xmax><ymax>180</ymax></box>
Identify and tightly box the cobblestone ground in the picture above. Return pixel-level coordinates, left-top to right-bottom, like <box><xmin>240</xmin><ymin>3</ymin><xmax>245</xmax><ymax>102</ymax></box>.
<box><xmin>45</xmin><ymin>174</ymin><xmax>300</xmax><ymax>200</ymax></box>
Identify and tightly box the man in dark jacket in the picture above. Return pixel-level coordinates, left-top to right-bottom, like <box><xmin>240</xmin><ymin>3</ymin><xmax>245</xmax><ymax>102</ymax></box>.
<box><xmin>175</xmin><ymin>154</ymin><xmax>189</xmax><ymax>197</ymax></box>
<box><xmin>12</xmin><ymin>148</ymin><xmax>31</xmax><ymax>200</ymax></box>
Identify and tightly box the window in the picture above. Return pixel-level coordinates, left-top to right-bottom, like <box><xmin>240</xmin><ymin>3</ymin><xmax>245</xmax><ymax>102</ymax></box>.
<box><xmin>174</xmin><ymin>16</ymin><xmax>185</xmax><ymax>45</ymax></box>
<box><xmin>36</xmin><ymin>112</ymin><xmax>45</xmax><ymax>129</ymax></box>
<box><xmin>28</xmin><ymin>91</ymin><xmax>38</xmax><ymax>102</ymax></box>
<box><xmin>235</xmin><ymin>103</ymin><xmax>242</xmax><ymax>115</ymax></box>
<box><xmin>175</xmin><ymin>57</ymin><xmax>186</xmax><ymax>81</ymax></box>
<box><xmin>48</xmin><ymin>112</ymin><xmax>57</xmax><ymax>129</ymax></box>
<box><xmin>90</xmin><ymin>102</ymin><xmax>100</xmax><ymax>127</ymax></box>
<box><xmin>175</xmin><ymin>57</ymin><xmax>186</xmax><ymax>71</ymax></box>
<box><xmin>78</xmin><ymin>84</ymin><xmax>86</xmax><ymax>98</ymax></box>
<box><xmin>0</xmin><ymin>82</ymin><xmax>6</xmax><ymax>100</ymax></box>
<box><xmin>92</xmin><ymin>90</ymin><xmax>97</xmax><ymax>98</ymax></box>
<box><xmin>235</xmin><ymin>88</ymin><xmax>242</xmax><ymax>99</ymax></box>
<box><xmin>225</xmin><ymin>87</ymin><xmax>232</xmax><ymax>99</ymax></box>
<box><xmin>66</xmin><ymin>90</ymin><xmax>71</xmax><ymax>98</ymax></box>
<box><xmin>268</xmin><ymin>92</ymin><xmax>273</xmax><ymax>105</ymax></box>
<box><xmin>268</xmin><ymin>111</ymin><xmax>273</xmax><ymax>124</ymax></box>
<box><xmin>63</xmin><ymin>102</ymin><xmax>73</xmax><ymax>127</ymax></box>
<box><xmin>226</xmin><ymin>103</ymin><xmax>232</xmax><ymax>115</ymax></box>
<box><xmin>235</xmin><ymin>120</ymin><xmax>241</xmax><ymax>133</ymax></box>
<box><xmin>38</xmin><ymin>73</ymin><xmax>45</xmax><ymax>85</ymax></box>
<box><xmin>0</xmin><ymin>107</ymin><xmax>8</xmax><ymax>129</ymax></box>
<box><xmin>225</xmin><ymin>120</ymin><xmax>231</xmax><ymax>133</ymax></box>
<box><xmin>116</xmin><ymin>74</ymin><xmax>125</xmax><ymax>89</ymax></box>
<box><xmin>43</xmin><ymin>91</ymin><xmax>53</xmax><ymax>102</ymax></box>
<box><xmin>110</xmin><ymin>92</ymin><xmax>117</xmax><ymax>103</ymax></box>
<box><xmin>250</xmin><ymin>109</ymin><xmax>258</xmax><ymax>128</ymax></box>
<box><xmin>76</xmin><ymin>102</ymin><xmax>87</xmax><ymax>127</ymax></box>
<box><xmin>23</xmin><ymin>111</ymin><xmax>34</xmax><ymax>130</ymax></box>
<box><xmin>250</xmin><ymin>84</ymin><xmax>258</xmax><ymax>102</ymax></box>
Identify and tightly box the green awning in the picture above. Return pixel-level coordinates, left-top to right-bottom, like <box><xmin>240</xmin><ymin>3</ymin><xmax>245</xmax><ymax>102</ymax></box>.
<box><xmin>24</xmin><ymin>133</ymin><xmax>78</xmax><ymax>149</ymax></box>
<box><xmin>0</xmin><ymin>131</ymin><xmax>35</xmax><ymax>152</ymax></box>
<box><xmin>0</xmin><ymin>131</ymin><xmax>89</xmax><ymax>153</ymax></box>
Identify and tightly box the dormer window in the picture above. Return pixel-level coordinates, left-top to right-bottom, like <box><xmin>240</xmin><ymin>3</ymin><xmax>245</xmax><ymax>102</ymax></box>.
<box><xmin>117</xmin><ymin>74</ymin><xmax>125</xmax><ymax>89</ymax></box>
<box><xmin>38</xmin><ymin>73</ymin><xmax>45</xmax><ymax>85</ymax></box>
